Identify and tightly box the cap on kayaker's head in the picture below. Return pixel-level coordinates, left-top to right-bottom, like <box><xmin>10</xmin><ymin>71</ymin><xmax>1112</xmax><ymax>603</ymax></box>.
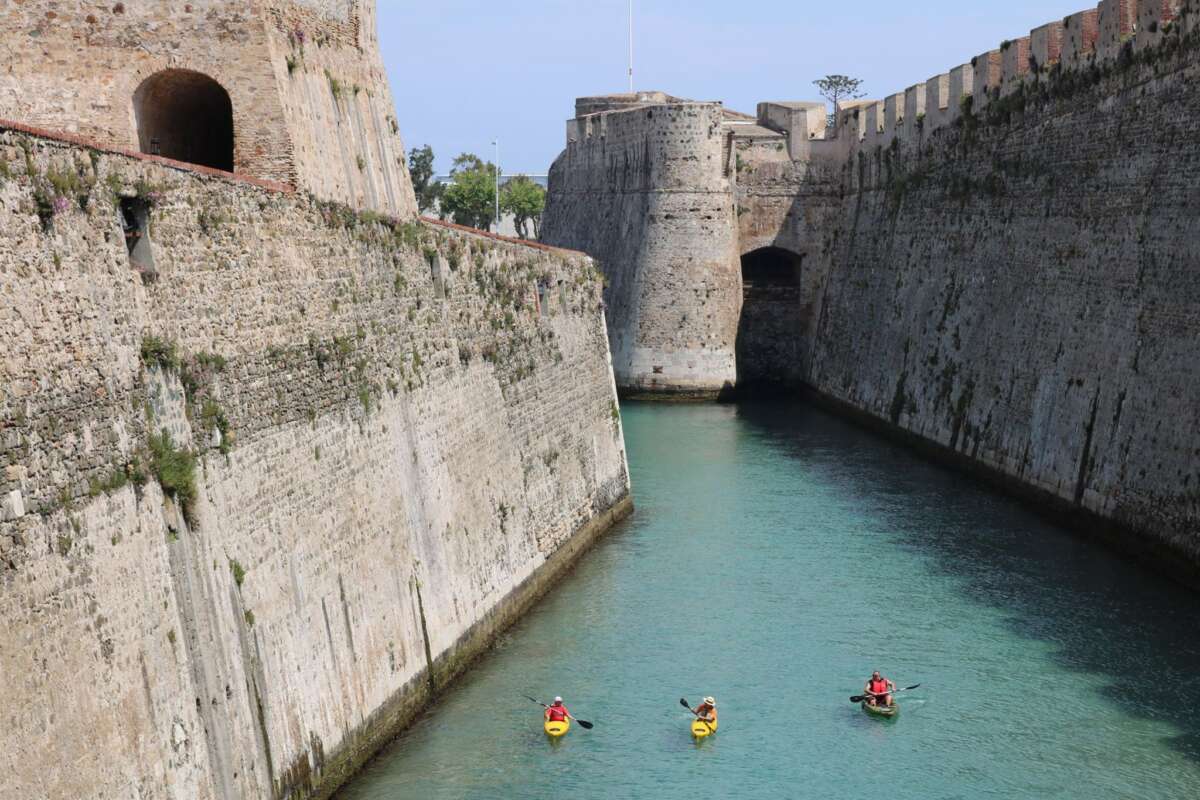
<box><xmin>553</xmin><ymin>696</ymin><xmax>563</xmax><ymax>705</ymax></box>
<box><xmin>703</xmin><ymin>696</ymin><xmax>716</xmax><ymax>706</ymax></box>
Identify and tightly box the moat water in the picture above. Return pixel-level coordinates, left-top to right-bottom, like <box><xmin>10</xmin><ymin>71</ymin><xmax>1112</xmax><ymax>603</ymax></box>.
<box><xmin>338</xmin><ymin>402</ymin><xmax>1200</xmax><ymax>799</ymax></box>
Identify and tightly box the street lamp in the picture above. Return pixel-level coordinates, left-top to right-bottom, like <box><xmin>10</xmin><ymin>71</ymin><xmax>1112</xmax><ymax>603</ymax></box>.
<box><xmin>492</xmin><ymin>139</ymin><xmax>500</xmax><ymax>232</ymax></box>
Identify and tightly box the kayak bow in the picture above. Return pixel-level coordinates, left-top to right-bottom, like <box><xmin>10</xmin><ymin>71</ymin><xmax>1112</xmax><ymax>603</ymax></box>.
<box><xmin>544</xmin><ymin>718</ymin><xmax>570</xmax><ymax>738</ymax></box>
<box><xmin>860</xmin><ymin>700</ymin><xmax>899</xmax><ymax>718</ymax></box>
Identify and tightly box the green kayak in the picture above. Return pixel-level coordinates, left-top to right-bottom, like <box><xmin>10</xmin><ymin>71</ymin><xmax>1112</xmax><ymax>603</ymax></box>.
<box><xmin>861</xmin><ymin>700</ymin><xmax>898</xmax><ymax>718</ymax></box>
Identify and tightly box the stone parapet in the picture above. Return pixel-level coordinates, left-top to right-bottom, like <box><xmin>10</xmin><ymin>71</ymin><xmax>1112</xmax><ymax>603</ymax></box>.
<box><xmin>1064</xmin><ymin>9</ymin><xmax>1101</xmax><ymax>67</ymax></box>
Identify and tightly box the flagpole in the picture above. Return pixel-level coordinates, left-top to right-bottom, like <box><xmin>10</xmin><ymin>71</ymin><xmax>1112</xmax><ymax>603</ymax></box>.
<box><xmin>628</xmin><ymin>0</ymin><xmax>634</xmax><ymax>93</ymax></box>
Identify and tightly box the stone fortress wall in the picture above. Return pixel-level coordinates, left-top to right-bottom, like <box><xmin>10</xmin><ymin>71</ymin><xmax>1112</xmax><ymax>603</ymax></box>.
<box><xmin>542</xmin><ymin>95</ymin><xmax>742</xmax><ymax>396</ymax></box>
<box><xmin>831</xmin><ymin>0</ymin><xmax>1192</xmax><ymax>155</ymax></box>
<box><xmin>810</xmin><ymin>0</ymin><xmax>1200</xmax><ymax>573</ymax></box>
<box><xmin>543</xmin><ymin>0</ymin><xmax>1200</xmax><ymax>573</ymax></box>
<box><xmin>0</xmin><ymin>0</ymin><xmax>415</xmax><ymax>217</ymax></box>
<box><xmin>0</xmin><ymin>67</ymin><xmax>628</xmax><ymax>800</ymax></box>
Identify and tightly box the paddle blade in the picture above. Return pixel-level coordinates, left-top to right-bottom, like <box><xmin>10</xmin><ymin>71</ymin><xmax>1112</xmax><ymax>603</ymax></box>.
<box><xmin>679</xmin><ymin>698</ymin><xmax>691</xmax><ymax>709</ymax></box>
<box><xmin>576</xmin><ymin>719</ymin><xmax>594</xmax><ymax>729</ymax></box>
<box><xmin>523</xmin><ymin>695</ymin><xmax>545</xmax><ymax>707</ymax></box>
<box><xmin>902</xmin><ymin>684</ymin><xmax>921</xmax><ymax>691</ymax></box>
<box><xmin>849</xmin><ymin>694</ymin><xmax>867</xmax><ymax>703</ymax></box>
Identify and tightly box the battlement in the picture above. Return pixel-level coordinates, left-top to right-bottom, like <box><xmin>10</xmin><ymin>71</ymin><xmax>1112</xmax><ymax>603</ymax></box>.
<box><xmin>837</xmin><ymin>0</ymin><xmax>1195</xmax><ymax>154</ymax></box>
<box><xmin>564</xmin><ymin>92</ymin><xmax>737</xmax><ymax>149</ymax></box>
<box><xmin>574</xmin><ymin>91</ymin><xmax>684</xmax><ymax>118</ymax></box>
<box><xmin>557</xmin><ymin>1</ymin><xmax>1198</xmax><ymax>174</ymax></box>
<box><xmin>0</xmin><ymin>0</ymin><xmax>416</xmax><ymax>216</ymax></box>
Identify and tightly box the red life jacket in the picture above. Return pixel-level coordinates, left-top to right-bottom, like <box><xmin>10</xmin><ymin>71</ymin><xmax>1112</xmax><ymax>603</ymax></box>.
<box><xmin>547</xmin><ymin>705</ymin><xmax>569</xmax><ymax>722</ymax></box>
<box><xmin>869</xmin><ymin>678</ymin><xmax>889</xmax><ymax>694</ymax></box>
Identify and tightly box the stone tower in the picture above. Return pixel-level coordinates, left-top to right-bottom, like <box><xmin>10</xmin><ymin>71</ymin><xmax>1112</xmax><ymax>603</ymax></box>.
<box><xmin>0</xmin><ymin>0</ymin><xmax>416</xmax><ymax>217</ymax></box>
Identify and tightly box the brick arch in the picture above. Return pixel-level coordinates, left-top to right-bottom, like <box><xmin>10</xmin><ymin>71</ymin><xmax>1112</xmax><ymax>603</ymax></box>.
<box><xmin>132</xmin><ymin>69</ymin><xmax>234</xmax><ymax>172</ymax></box>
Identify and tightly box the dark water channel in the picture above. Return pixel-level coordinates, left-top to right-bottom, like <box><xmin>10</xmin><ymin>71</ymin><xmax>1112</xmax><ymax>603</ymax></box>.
<box><xmin>338</xmin><ymin>401</ymin><xmax>1200</xmax><ymax>799</ymax></box>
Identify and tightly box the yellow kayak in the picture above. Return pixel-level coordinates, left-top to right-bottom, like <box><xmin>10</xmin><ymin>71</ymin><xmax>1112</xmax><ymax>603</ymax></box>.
<box><xmin>691</xmin><ymin>717</ymin><xmax>718</xmax><ymax>738</ymax></box>
<box><xmin>544</xmin><ymin>718</ymin><xmax>570</xmax><ymax>738</ymax></box>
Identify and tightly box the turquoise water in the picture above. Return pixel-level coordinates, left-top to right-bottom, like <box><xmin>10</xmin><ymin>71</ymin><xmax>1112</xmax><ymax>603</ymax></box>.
<box><xmin>338</xmin><ymin>402</ymin><xmax>1200</xmax><ymax>799</ymax></box>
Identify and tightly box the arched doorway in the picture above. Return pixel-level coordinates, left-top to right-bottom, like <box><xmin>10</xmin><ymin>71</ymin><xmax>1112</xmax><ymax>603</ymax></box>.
<box><xmin>736</xmin><ymin>247</ymin><xmax>804</xmax><ymax>393</ymax></box>
<box><xmin>133</xmin><ymin>70</ymin><xmax>234</xmax><ymax>171</ymax></box>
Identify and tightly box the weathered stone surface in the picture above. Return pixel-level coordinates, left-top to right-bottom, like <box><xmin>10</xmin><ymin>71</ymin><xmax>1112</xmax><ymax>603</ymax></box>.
<box><xmin>0</xmin><ymin>128</ymin><xmax>630</xmax><ymax>799</ymax></box>
<box><xmin>541</xmin><ymin>16</ymin><xmax>1200</xmax><ymax>572</ymax></box>
<box><xmin>0</xmin><ymin>0</ymin><xmax>416</xmax><ymax>217</ymax></box>
<box><xmin>542</xmin><ymin>100</ymin><xmax>742</xmax><ymax>396</ymax></box>
<box><xmin>814</xmin><ymin>43</ymin><xmax>1200</xmax><ymax>572</ymax></box>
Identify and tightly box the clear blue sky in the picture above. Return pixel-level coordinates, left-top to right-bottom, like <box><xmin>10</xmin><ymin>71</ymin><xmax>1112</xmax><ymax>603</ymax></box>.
<box><xmin>378</xmin><ymin>0</ymin><xmax>1087</xmax><ymax>175</ymax></box>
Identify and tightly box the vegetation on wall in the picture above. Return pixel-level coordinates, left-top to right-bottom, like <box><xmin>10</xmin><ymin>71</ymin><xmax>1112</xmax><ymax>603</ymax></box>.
<box><xmin>147</xmin><ymin>431</ymin><xmax>198</xmax><ymax>523</ymax></box>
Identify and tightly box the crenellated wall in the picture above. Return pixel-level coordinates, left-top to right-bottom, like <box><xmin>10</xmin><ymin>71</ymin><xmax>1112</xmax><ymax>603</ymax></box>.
<box><xmin>843</xmin><ymin>0</ymin><xmax>1193</xmax><ymax>155</ymax></box>
<box><xmin>811</xmin><ymin>22</ymin><xmax>1200</xmax><ymax>574</ymax></box>
<box><xmin>0</xmin><ymin>0</ymin><xmax>416</xmax><ymax>217</ymax></box>
<box><xmin>541</xmin><ymin>2</ymin><xmax>1200</xmax><ymax>575</ymax></box>
<box><xmin>0</xmin><ymin>125</ymin><xmax>629</xmax><ymax>800</ymax></box>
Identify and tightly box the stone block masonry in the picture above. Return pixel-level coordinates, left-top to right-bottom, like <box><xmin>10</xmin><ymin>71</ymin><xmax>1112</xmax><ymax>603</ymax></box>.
<box><xmin>1063</xmin><ymin>10</ymin><xmax>1100</xmax><ymax>67</ymax></box>
<box><xmin>542</xmin><ymin>101</ymin><xmax>742</xmax><ymax>397</ymax></box>
<box><xmin>541</xmin><ymin>6</ymin><xmax>1200</xmax><ymax>580</ymax></box>
<box><xmin>0</xmin><ymin>126</ymin><xmax>630</xmax><ymax>799</ymax></box>
<box><xmin>811</xmin><ymin>40</ymin><xmax>1200</xmax><ymax>578</ymax></box>
<box><xmin>0</xmin><ymin>0</ymin><xmax>416</xmax><ymax>217</ymax></box>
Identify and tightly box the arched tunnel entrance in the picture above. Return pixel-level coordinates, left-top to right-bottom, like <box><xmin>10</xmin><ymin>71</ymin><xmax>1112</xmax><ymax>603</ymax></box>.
<box><xmin>133</xmin><ymin>70</ymin><xmax>234</xmax><ymax>171</ymax></box>
<box><xmin>736</xmin><ymin>246</ymin><xmax>804</xmax><ymax>394</ymax></box>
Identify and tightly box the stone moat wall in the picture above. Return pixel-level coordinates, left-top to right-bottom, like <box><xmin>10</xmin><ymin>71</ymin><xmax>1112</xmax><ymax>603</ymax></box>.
<box><xmin>543</xmin><ymin>2</ymin><xmax>1200</xmax><ymax>570</ymax></box>
<box><xmin>812</xmin><ymin>34</ymin><xmax>1200</xmax><ymax>572</ymax></box>
<box><xmin>0</xmin><ymin>126</ymin><xmax>630</xmax><ymax>800</ymax></box>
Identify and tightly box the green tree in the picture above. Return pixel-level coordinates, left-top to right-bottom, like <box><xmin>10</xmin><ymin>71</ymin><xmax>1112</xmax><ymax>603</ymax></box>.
<box><xmin>408</xmin><ymin>144</ymin><xmax>444</xmax><ymax>214</ymax></box>
<box><xmin>813</xmin><ymin>74</ymin><xmax>865</xmax><ymax>126</ymax></box>
<box><xmin>501</xmin><ymin>175</ymin><xmax>546</xmax><ymax>240</ymax></box>
<box><xmin>440</xmin><ymin>153</ymin><xmax>499</xmax><ymax>231</ymax></box>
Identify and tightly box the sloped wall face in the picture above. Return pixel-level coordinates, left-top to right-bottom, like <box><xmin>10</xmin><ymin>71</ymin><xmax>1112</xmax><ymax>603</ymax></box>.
<box><xmin>0</xmin><ymin>0</ymin><xmax>416</xmax><ymax>217</ymax></box>
<box><xmin>0</xmin><ymin>131</ymin><xmax>628</xmax><ymax>800</ymax></box>
<box><xmin>542</xmin><ymin>104</ymin><xmax>740</xmax><ymax>397</ymax></box>
<box><xmin>265</xmin><ymin>0</ymin><xmax>418</xmax><ymax>217</ymax></box>
<box><xmin>809</xmin><ymin>53</ymin><xmax>1200</xmax><ymax>567</ymax></box>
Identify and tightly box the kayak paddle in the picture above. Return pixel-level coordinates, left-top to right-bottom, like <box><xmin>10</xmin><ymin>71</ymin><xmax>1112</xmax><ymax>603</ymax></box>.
<box><xmin>849</xmin><ymin>683</ymin><xmax>921</xmax><ymax>703</ymax></box>
<box><xmin>523</xmin><ymin>695</ymin><xmax>594</xmax><ymax>729</ymax></box>
<box><xmin>680</xmin><ymin>698</ymin><xmax>716</xmax><ymax>733</ymax></box>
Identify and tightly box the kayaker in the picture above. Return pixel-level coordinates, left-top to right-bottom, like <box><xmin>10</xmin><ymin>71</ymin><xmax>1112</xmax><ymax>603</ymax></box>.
<box><xmin>864</xmin><ymin>671</ymin><xmax>895</xmax><ymax>708</ymax></box>
<box><xmin>692</xmin><ymin>696</ymin><xmax>717</xmax><ymax>724</ymax></box>
<box><xmin>544</xmin><ymin>697</ymin><xmax>570</xmax><ymax>723</ymax></box>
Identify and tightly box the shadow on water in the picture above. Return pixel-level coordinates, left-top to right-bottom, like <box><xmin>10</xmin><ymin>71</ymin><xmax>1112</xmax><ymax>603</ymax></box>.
<box><xmin>733</xmin><ymin>397</ymin><xmax>1200</xmax><ymax>766</ymax></box>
